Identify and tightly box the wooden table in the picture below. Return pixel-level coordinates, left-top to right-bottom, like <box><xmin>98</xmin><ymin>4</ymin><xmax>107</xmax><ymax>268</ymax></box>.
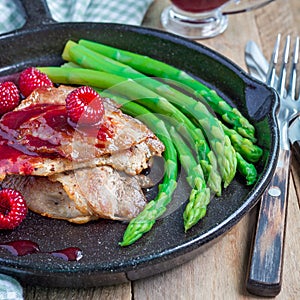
<box><xmin>25</xmin><ymin>0</ymin><xmax>300</xmax><ymax>298</ymax></box>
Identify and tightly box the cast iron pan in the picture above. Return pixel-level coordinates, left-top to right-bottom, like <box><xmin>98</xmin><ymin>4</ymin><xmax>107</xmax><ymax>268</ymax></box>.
<box><xmin>0</xmin><ymin>0</ymin><xmax>279</xmax><ymax>288</ymax></box>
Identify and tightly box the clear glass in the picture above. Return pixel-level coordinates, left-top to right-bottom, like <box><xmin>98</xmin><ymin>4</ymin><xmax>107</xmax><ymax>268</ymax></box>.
<box><xmin>161</xmin><ymin>0</ymin><xmax>275</xmax><ymax>39</ymax></box>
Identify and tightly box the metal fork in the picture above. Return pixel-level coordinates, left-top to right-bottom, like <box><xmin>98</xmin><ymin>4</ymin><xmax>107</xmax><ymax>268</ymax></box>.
<box><xmin>246</xmin><ymin>34</ymin><xmax>300</xmax><ymax>297</ymax></box>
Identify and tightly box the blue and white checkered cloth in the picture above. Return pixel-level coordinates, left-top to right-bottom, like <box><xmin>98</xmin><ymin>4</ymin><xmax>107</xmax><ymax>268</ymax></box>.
<box><xmin>0</xmin><ymin>0</ymin><xmax>153</xmax><ymax>34</ymax></box>
<box><xmin>0</xmin><ymin>1</ymin><xmax>153</xmax><ymax>297</ymax></box>
<box><xmin>0</xmin><ymin>274</ymin><xmax>23</xmax><ymax>300</ymax></box>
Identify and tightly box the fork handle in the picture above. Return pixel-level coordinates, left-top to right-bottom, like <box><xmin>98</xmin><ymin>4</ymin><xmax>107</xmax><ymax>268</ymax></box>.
<box><xmin>246</xmin><ymin>149</ymin><xmax>291</xmax><ymax>297</ymax></box>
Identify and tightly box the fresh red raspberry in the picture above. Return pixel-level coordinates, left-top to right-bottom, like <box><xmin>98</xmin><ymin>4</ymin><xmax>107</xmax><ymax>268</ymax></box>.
<box><xmin>65</xmin><ymin>86</ymin><xmax>105</xmax><ymax>126</ymax></box>
<box><xmin>18</xmin><ymin>67</ymin><xmax>53</xmax><ymax>97</ymax></box>
<box><xmin>0</xmin><ymin>81</ymin><xmax>20</xmax><ymax>115</ymax></box>
<box><xmin>0</xmin><ymin>188</ymin><xmax>27</xmax><ymax>230</ymax></box>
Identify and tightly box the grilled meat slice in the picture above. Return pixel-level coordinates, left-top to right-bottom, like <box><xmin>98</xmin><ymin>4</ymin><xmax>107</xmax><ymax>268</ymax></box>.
<box><xmin>2</xmin><ymin>165</ymin><xmax>147</xmax><ymax>223</ymax></box>
<box><xmin>0</xmin><ymin>138</ymin><xmax>160</xmax><ymax>181</ymax></box>
<box><xmin>0</xmin><ymin>86</ymin><xmax>164</xmax><ymax>180</ymax></box>
<box><xmin>1</xmin><ymin>175</ymin><xmax>97</xmax><ymax>224</ymax></box>
<box><xmin>50</xmin><ymin>166</ymin><xmax>147</xmax><ymax>221</ymax></box>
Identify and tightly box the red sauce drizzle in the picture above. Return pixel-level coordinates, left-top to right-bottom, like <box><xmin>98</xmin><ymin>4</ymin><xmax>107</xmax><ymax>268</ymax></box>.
<box><xmin>0</xmin><ymin>135</ymin><xmax>36</xmax><ymax>175</ymax></box>
<box><xmin>0</xmin><ymin>240</ymin><xmax>82</xmax><ymax>261</ymax></box>
<box><xmin>0</xmin><ymin>103</ymin><xmax>116</xmax><ymax>175</ymax></box>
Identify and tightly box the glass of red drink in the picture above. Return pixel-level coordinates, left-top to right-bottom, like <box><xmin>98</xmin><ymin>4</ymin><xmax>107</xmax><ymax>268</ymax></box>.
<box><xmin>161</xmin><ymin>0</ymin><xmax>275</xmax><ymax>39</ymax></box>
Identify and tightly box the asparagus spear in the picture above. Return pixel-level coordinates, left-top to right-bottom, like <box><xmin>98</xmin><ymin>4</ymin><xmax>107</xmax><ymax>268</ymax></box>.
<box><xmin>78</xmin><ymin>39</ymin><xmax>256</xmax><ymax>142</ymax></box>
<box><xmin>236</xmin><ymin>153</ymin><xmax>257</xmax><ymax>185</ymax></box>
<box><xmin>39</xmin><ymin>67</ymin><xmax>230</xmax><ymax>189</ymax></box>
<box><xmin>117</xmin><ymin>101</ymin><xmax>178</xmax><ymax>246</ymax></box>
<box><xmin>119</xmin><ymin>83</ymin><xmax>253</xmax><ymax>185</ymax></box>
<box><xmin>119</xmin><ymin>99</ymin><xmax>211</xmax><ymax>233</ymax></box>
<box><xmin>219</xmin><ymin>121</ymin><xmax>263</xmax><ymax>163</ymax></box>
<box><xmin>168</xmin><ymin>126</ymin><xmax>211</xmax><ymax>231</ymax></box>
<box><xmin>62</xmin><ymin>40</ymin><xmax>140</xmax><ymax>77</ymax></box>
<box><xmin>164</xmin><ymin>117</ymin><xmax>222</xmax><ymax>196</ymax></box>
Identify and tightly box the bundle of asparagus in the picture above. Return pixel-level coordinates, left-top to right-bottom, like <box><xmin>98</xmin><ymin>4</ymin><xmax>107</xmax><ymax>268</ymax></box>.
<box><xmin>38</xmin><ymin>39</ymin><xmax>263</xmax><ymax>246</ymax></box>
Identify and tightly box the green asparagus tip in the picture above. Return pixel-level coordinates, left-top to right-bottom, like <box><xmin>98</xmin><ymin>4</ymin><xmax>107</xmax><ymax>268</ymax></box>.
<box><xmin>120</xmin><ymin>218</ymin><xmax>156</xmax><ymax>246</ymax></box>
<box><xmin>184</xmin><ymin>207</ymin><xmax>207</xmax><ymax>232</ymax></box>
<box><xmin>119</xmin><ymin>235</ymin><xmax>142</xmax><ymax>247</ymax></box>
<box><xmin>183</xmin><ymin>188</ymin><xmax>210</xmax><ymax>232</ymax></box>
<box><xmin>236</xmin><ymin>152</ymin><xmax>258</xmax><ymax>185</ymax></box>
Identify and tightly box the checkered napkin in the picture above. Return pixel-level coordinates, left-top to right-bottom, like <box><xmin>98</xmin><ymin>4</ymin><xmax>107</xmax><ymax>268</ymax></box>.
<box><xmin>0</xmin><ymin>1</ymin><xmax>153</xmax><ymax>297</ymax></box>
<box><xmin>0</xmin><ymin>274</ymin><xmax>23</xmax><ymax>300</ymax></box>
<box><xmin>0</xmin><ymin>0</ymin><xmax>153</xmax><ymax>34</ymax></box>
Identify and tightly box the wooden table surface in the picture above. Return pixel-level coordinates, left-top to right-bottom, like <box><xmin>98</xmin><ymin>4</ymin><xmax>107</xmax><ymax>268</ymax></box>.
<box><xmin>24</xmin><ymin>0</ymin><xmax>300</xmax><ymax>299</ymax></box>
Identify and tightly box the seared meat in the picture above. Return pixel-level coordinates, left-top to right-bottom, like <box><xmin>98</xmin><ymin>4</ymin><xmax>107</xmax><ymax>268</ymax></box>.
<box><xmin>49</xmin><ymin>166</ymin><xmax>147</xmax><ymax>221</ymax></box>
<box><xmin>0</xmin><ymin>85</ymin><xmax>164</xmax><ymax>223</ymax></box>
<box><xmin>0</xmin><ymin>139</ymin><xmax>160</xmax><ymax>181</ymax></box>
<box><xmin>2</xmin><ymin>165</ymin><xmax>148</xmax><ymax>223</ymax></box>
<box><xmin>1</xmin><ymin>175</ymin><xmax>97</xmax><ymax>224</ymax></box>
<box><xmin>0</xmin><ymin>86</ymin><xmax>164</xmax><ymax>180</ymax></box>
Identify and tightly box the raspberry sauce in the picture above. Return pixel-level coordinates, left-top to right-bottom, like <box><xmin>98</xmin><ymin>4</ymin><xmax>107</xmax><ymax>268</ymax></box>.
<box><xmin>0</xmin><ymin>240</ymin><xmax>83</xmax><ymax>261</ymax></box>
<box><xmin>171</xmin><ymin>0</ymin><xmax>229</xmax><ymax>13</ymax></box>
<box><xmin>50</xmin><ymin>247</ymin><xmax>83</xmax><ymax>261</ymax></box>
<box><xmin>0</xmin><ymin>135</ymin><xmax>36</xmax><ymax>176</ymax></box>
<box><xmin>0</xmin><ymin>101</ymin><xmax>116</xmax><ymax>177</ymax></box>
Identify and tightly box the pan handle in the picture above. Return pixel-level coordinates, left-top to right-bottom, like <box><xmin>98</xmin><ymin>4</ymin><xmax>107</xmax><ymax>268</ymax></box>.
<box><xmin>0</xmin><ymin>0</ymin><xmax>55</xmax><ymax>38</ymax></box>
<box><xmin>20</xmin><ymin>0</ymin><xmax>56</xmax><ymax>29</ymax></box>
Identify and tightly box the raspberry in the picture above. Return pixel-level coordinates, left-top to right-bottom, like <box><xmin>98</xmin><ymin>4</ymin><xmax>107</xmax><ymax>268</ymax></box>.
<box><xmin>0</xmin><ymin>81</ymin><xmax>20</xmax><ymax>115</ymax></box>
<box><xmin>18</xmin><ymin>67</ymin><xmax>53</xmax><ymax>97</ymax></box>
<box><xmin>0</xmin><ymin>188</ymin><xmax>27</xmax><ymax>230</ymax></box>
<box><xmin>65</xmin><ymin>86</ymin><xmax>105</xmax><ymax>125</ymax></box>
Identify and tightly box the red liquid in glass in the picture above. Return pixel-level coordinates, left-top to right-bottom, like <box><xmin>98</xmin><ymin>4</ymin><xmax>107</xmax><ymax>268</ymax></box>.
<box><xmin>171</xmin><ymin>0</ymin><xmax>229</xmax><ymax>13</ymax></box>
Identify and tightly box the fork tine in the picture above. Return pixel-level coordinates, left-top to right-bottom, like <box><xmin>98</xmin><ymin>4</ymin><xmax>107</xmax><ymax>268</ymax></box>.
<box><xmin>277</xmin><ymin>35</ymin><xmax>290</xmax><ymax>98</ymax></box>
<box><xmin>266</xmin><ymin>34</ymin><xmax>281</xmax><ymax>87</ymax></box>
<box><xmin>287</xmin><ymin>36</ymin><xmax>299</xmax><ymax>99</ymax></box>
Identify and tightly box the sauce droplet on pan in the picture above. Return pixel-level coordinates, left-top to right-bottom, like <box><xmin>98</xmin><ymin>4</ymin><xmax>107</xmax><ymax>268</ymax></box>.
<box><xmin>0</xmin><ymin>240</ymin><xmax>83</xmax><ymax>261</ymax></box>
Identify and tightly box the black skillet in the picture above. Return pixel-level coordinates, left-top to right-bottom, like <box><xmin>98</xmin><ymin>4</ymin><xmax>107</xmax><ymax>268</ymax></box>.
<box><xmin>0</xmin><ymin>0</ymin><xmax>279</xmax><ymax>288</ymax></box>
